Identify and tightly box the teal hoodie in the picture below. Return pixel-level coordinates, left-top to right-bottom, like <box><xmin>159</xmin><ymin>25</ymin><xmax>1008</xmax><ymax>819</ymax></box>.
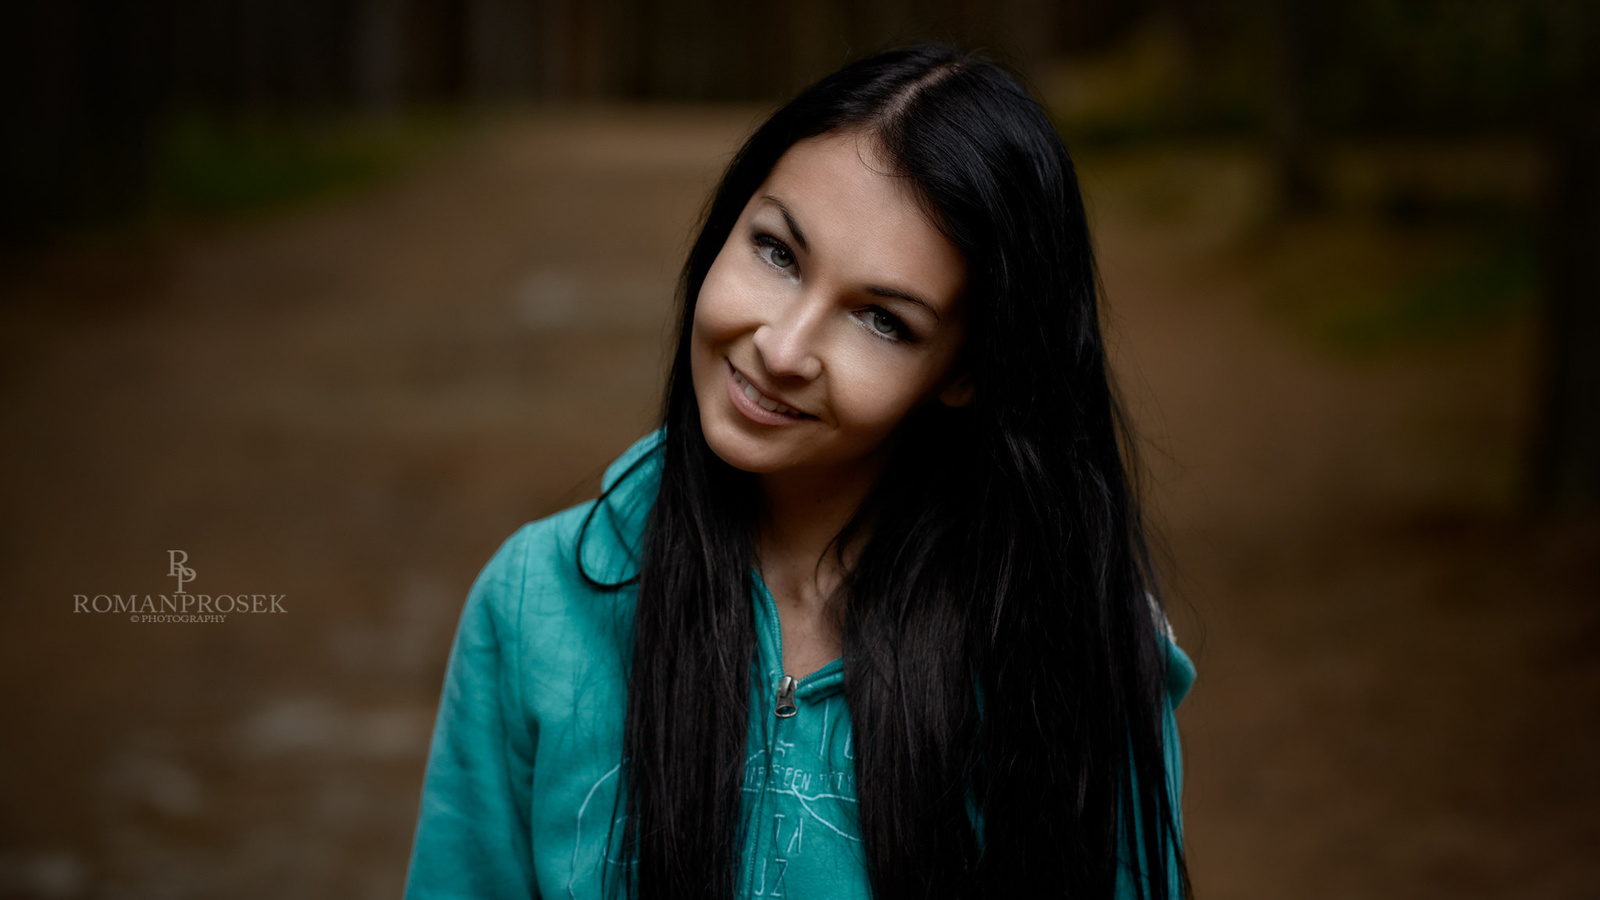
<box><xmin>405</xmin><ymin>431</ymin><xmax>1194</xmax><ymax>899</ymax></box>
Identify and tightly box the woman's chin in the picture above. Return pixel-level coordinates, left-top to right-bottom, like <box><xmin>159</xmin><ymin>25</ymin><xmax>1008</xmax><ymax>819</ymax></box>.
<box><xmin>701</xmin><ymin>426</ymin><xmax>778</xmax><ymax>474</ymax></box>
<box><xmin>699</xmin><ymin>414</ymin><xmax>802</xmax><ymax>475</ymax></box>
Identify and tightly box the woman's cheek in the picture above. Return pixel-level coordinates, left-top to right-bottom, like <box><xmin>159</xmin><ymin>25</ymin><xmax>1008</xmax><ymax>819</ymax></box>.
<box><xmin>855</xmin><ymin>356</ymin><xmax>942</xmax><ymax>431</ymax></box>
<box><xmin>697</xmin><ymin>269</ymin><xmax>761</xmax><ymax>343</ymax></box>
<box><xmin>828</xmin><ymin>355</ymin><xmax>890</xmax><ymax>430</ymax></box>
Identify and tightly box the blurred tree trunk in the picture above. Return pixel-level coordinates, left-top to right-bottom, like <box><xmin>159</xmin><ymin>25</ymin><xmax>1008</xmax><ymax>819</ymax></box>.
<box><xmin>1266</xmin><ymin>0</ymin><xmax>1319</xmax><ymax>214</ymax></box>
<box><xmin>640</xmin><ymin>0</ymin><xmax>717</xmax><ymax>98</ymax></box>
<box><xmin>464</xmin><ymin>0</ymin><xmax>536</xmax><ymax>101</ymax></box>
<box><xmin>1531</xmin><ymin>47</ymin><xmax>1600</xmax><ymax>512</ymax></box>
<box><xmin>1</xmin><ymin>1</ymin><xmax>76</xmax><ymax>241</ymax></box>
<box><xmin>547</xmin><ymin>0</ymin><xmax>607</xmax><ymax>99</ymax></box>
<box><xmin>353</xmin><ymin>0</ymin><xmax>405</xmax><ymax>112</ymax></box>
<box><xmin>997</xmin><ymin>0</ymin><xmax>1057</xmax><ymax>86</ymax></box>
<box><xmin>0</xmin><ymin>0</ymin><xmax>161</xmax><ymax>242</ymax></box>
<box><xmin>1167</xmin><ymin>0</ymin><xmax>1216</xmax><ymax>132</ymax></box>
<box><xmin>785</xmin><ymin>0</ymin><xmax>847</xmax><ymax>90</ymax></box>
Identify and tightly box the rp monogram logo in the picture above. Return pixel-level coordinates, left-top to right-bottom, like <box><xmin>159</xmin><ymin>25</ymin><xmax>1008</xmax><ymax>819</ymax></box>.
<box><xmin>167</xmin><ymin>550</ymin><xmax>196</xmax><ymax>594</ymax></box>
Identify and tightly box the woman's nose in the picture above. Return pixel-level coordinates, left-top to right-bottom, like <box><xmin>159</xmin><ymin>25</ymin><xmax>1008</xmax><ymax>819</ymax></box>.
<box><xmin>751</xmin><ymin>293</ymin><xmax>826</xmax><ymax>381</ymax></box>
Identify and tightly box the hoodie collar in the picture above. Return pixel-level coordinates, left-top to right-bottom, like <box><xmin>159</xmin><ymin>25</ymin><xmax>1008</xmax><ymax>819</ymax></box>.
<box><xmin>750</xmin><ymin>567</ymin><xmax>846</xmax><ymax>701</ymax></box>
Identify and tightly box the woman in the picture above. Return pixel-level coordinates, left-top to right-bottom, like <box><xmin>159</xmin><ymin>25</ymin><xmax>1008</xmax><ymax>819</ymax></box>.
<box><xmin>406</xmin><ymin>43</ymin><xmax>1194</xmax><ymax>900</ymax></box>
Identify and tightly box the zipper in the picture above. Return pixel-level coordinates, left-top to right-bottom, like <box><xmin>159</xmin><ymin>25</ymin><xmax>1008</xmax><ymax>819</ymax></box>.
<box><xmin>774</xmin><ymin>674</ymin><xmax>798</xmax><ymax>718</ymax></box>
<box><xmin>746</xmin><ymin>568</ymin><xmax>849</xmax><ymax>897</ymax></box>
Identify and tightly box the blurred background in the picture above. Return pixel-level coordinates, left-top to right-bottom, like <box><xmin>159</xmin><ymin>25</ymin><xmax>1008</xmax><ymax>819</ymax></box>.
<box><xmin>1</xmin><ymin>0</ymin><xmax>1597</xmax><ymax>898</ymax></box>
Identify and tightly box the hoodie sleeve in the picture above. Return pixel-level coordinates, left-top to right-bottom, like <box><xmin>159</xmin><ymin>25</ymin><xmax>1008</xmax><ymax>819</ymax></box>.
<box><xmin>1115</xmin><ymin>636</ymin><xmax>1195</xmax><ymax>900</ymax></box>
<box><xmin>405</xmin><ymin>525</ymin><xmax>541</xmax><ymax>900</ymax></box>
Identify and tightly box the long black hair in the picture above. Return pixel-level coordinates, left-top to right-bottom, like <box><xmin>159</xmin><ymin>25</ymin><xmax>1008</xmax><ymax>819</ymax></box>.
<box><xmin>580</xmin><ymin>42</ymin><xmax>1189</xmax><ymax>900</ymax></box>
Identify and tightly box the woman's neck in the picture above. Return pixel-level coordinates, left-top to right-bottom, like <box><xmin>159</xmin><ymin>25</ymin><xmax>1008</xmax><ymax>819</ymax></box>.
<box><xmin>754</xmin><ymin>458</ymin><xmax>882</xmax><ymax>677</ymax></box>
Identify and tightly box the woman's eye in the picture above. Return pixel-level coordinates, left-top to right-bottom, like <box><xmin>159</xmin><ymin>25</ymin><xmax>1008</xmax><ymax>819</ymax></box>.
<box><xmin>859</xmin><ymin>308</ymin><xmax>911</xmax><ymax>342</ymax></box>
<box><xmin>755</xmin><ymin>235</ymin><xmax>795</xmax><ymax>270</ymax></box>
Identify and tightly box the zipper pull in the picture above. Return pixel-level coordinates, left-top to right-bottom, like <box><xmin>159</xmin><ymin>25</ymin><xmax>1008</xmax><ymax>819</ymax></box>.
<box><xmin>774</xmin><ymin>675</ymin><xmax>798</xmax><ymax>718</ymax></box>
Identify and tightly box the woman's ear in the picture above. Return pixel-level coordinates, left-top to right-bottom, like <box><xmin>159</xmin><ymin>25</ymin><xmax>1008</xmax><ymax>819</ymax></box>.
<box><xmin>937</xmin><ymin>372</ymin><xmax>975</xmax><ymax>408</ymax></box>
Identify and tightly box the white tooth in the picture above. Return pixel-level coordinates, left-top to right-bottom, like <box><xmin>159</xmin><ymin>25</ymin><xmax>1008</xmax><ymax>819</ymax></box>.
<box><xmin>758</xmin><ymin>396</ymin><xmax>778</xmax><ymax>411</ymax></box>
<box><xmin>744</xmin><ymin>384</ymin><xmax>761</xmax><ymax>403</ymax></box>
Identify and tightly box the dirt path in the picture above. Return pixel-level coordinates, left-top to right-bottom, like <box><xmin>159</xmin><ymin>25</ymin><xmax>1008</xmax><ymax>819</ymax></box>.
<box><xmin>1085</xmin><ymin>147</ymin><xmax>1599</xmax><ymax>899</ymax></box>
<box><xmin>1</xmin><ymin>111</ymin><xmax>1595</xmax><ymax>899</ymax></box>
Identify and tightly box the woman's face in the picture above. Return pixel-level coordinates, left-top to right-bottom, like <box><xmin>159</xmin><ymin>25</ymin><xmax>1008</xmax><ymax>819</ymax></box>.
<box><xmin>690</xmin><ymin>130</ymin><xmax>971</xmax><ymax>481</ymax></box>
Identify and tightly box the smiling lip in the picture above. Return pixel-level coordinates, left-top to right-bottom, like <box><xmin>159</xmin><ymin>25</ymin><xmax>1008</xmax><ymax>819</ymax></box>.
<box><xmin>725</xmin><ymin>360</ymin><xmax>814</xmax><ymax>425</ymax></box>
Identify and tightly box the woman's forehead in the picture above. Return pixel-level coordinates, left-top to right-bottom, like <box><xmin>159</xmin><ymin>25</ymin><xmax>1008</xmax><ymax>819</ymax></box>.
<box><xmin>763</xmin><ymin>131</ymin><xmax>907</xmax><ymax>210</ymax></box>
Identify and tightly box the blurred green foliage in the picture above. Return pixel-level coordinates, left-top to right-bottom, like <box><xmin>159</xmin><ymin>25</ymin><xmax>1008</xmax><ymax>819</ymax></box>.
<box><xmin>1305</xmin><ymin>238</ymin><xmax>1535</xmax><ymax>352</ymax></box>
<box><xmin>154</xmin><ymin>113</ymin><xmax>457</xmax><ymax>216</ymax></box>
<box><xmin>1031</xmin><ymin>0</ymin><xmax>1584</xmax><ymax>361</ymax></box>
<box><xmin>1045</xmin><ymin>0</ymin><xmax>1595</xmax><ymax>146</ymax></box>
<box><xmin>1313</xmin><ymin>0</ymin><xmax>1595</xmax><ymax>133</ymax></box>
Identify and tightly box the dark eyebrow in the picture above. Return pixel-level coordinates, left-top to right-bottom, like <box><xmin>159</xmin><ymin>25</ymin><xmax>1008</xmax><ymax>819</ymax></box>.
<box><xmin>760</xmin><ymin>193</ymin><xmax>942</xmax><ymax>323</ymax></box>
<box><xmin>865</xmin><ymin>285</ymin><xmax>941</xmax><ymax>322</ymax></box>
<box><xmin>759</xmin><ymin>195</ymin><xmax>809</xmax><ymax>254</ymax></box>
